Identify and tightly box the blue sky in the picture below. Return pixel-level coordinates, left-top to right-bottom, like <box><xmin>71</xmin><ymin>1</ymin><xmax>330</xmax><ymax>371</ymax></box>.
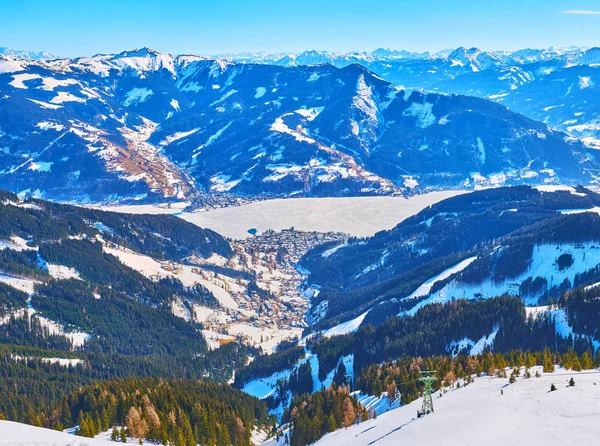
<box><xmin>1</xmin><ymin>0</ymin><xmax>599</xmax><ymax>56</ymax></box>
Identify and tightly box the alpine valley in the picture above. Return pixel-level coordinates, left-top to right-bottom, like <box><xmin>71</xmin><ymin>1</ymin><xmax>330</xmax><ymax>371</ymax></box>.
<box><xmin>1</xmin><ymin>43</ymin><xmax>600</xmax><ymax>446</ymax></box>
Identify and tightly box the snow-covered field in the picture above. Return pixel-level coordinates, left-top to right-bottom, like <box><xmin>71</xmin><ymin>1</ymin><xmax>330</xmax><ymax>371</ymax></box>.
<box><xmin>311</xmin><ymin>367</ymin><xmax>600</xmax><ymax>446</ymax></box>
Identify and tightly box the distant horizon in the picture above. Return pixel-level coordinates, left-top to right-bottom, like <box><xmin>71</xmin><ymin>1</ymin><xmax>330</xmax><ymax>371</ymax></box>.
<box><xmin>1</xmin><ymin>0</ymin><xmax>599</xmax><ymax>58</ymax></box>
<box><xmin>0</xmin><ymin>43</ymin><xmax>595</xmax><ymax>60</ymax></box>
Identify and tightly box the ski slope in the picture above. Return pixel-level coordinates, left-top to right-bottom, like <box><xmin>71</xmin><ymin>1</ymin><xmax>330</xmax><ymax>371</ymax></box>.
<box><xmin>323</xmin><ymin>310</ymin><xmax>371</xmax><ymax>337</ymax></box>
<box><xmin>314</xmin><ymin>367</ymin><xmax>600</xmax><ymax>446</ymax></box>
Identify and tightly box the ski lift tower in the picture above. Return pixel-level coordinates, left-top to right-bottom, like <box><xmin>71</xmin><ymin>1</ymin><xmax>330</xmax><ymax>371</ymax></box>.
<box><xmin>418</xmin><ymin>370</ymin><xmax>437</xmax><ymax>417</ymax></box>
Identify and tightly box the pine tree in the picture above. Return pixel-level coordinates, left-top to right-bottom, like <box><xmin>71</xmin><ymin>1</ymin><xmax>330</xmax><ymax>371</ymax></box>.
<box><xmin>178</xmin><ymin>410</ymin><xmax>195</xmax><ymax>446</ymax></box>
<box><xmin>175</xmin><ymin>429</ymin><xmax>186</xmax><ymax>446</ymax></box>
<box><xmin>543</xmin><ymin>348</ymin><xmax>555</xmax><ymax>373</ymax></box>
<box><xmin>101</xmin><ymin>409</ymin><xmax>110</xmax><ymax>432</ymax></box>
<box><xmin>110</xmin><ymin>427</ymin><xmax>119</xmax><ymax>442</ymax></box>
<box><xmin>120</xmin><ymin>426</ymin><xmax>127</xmax><ymax>443</ymax></box>
<box><xmin>326</xmin><ymin>414</ymin><xmax>336</xmax><ymax>432</ymax></box>
<box><xmin>581</xmin><ymin>350</ymin><xmax>594</xmax><ymax>370</ymax></box>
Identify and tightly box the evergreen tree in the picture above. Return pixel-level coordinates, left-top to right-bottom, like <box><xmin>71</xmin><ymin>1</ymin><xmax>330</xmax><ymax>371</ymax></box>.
<box><xmin>581</xmin><ymin>350</ymin><xmax>594</xmax><ymax>370</ymax></box>
<box><xmin>326</xmin><ymin>414</ymin><xmax>336</xmax><ymax>432</ymax></box>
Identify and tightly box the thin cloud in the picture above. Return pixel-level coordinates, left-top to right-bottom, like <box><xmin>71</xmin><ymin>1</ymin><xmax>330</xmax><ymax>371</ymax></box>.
<box><xmin>562</xmin><ymin>9</ymin><xmax>600</xmax><ymax>15</ymax></box>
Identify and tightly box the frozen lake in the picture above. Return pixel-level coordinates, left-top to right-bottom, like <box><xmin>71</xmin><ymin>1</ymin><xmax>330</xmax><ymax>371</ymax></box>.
<box><xmin>180</xmin><ymin>191</ymin><xmax>463</xmax><ymax>239</ymax></box>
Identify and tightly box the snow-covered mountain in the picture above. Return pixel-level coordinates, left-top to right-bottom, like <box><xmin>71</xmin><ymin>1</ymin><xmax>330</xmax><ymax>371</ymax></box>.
<box><xmin>0</xmin><ymin>47</ymin><xmax>58</xmax><ymax>61</ymax></box>
<box><xmin>1</xmin><ymin>48</ymin><xmax>598</xmax><ymax>202</ymax></box>
<box><xmin>228</xmin><ymin>46</ymin><xmax>600</xmax><ymax>144</ymax></box>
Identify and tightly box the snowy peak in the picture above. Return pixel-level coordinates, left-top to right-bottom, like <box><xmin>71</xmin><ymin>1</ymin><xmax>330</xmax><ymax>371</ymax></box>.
<box><xmin>0</xmin><ymin>47</ymin><xmax>58</xmax><ymax>61</ymax></box>
<box><xmin>447</xmin><ymin>47</ymin><xmax>502</xmax><ymax>71</ymax></box>
<box><xmin>109</xmin><ymin>47</ymin><xmax>176</xmax><ymax>76</ymax></box>
<box><xmin>579</xmin><ymin>47</ymin><xmax>600</xmax><ymax>66</ymax></box>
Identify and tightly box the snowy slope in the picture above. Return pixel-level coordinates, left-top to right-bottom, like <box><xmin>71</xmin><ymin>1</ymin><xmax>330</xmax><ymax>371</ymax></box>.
<box><xmin>423</xmin><ymin>242</ymin><xmax>600</xmax><ymax>310</ymax></box>
<box><xmin>0</xmin><ymin>420</ymin><xmax>113</xmax><ymax>445</ymax></box>
<box><xmin>311</xmin><ymin>368</ymin><xmax>600</xmax><ymax>446</ymax></box>
<box><xmin>323</xmin><ymin>310</ymin><xmax>370</xmax><ymax>337</ymax></box>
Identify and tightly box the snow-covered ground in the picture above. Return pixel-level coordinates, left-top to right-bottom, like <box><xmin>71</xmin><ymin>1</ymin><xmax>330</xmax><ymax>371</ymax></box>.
<box><xmin>309</xmin><ymin>367</ymin><xmax>600</xmax><ymax>446</ymax></box>
<box><xmin>0</xmin><ymin>274</ymin><xmax>37</xmax><ymax>294</ymax></box>
<box><xmin>0</xmin><ymin>420</ymin><xmax>114</xmax><ymax>445</ymax></box>
<box><xmin>227</xmin><ymin>323</ymin><xmax>303</xmax><ymax>353</ymax></box>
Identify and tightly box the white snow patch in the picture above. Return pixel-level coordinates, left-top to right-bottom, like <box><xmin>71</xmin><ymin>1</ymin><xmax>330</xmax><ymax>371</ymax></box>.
<box><xmin>50</xmin><ymin>91</ymin><xmax>86</xmax><ymax>104</ymax></box>
<box><xmin>122</xmin><ymin>87</ymin><xmax>153</xmax><ymax>106</ymax></box>
<box><xmin>476</xmin><ymin>137</ymin><xmax>486</xmax><ymax>165</ymax></box>
<box><xmin>270</xmin><ymin>116</ymin><xmax>316</xmax><ymax>144</ymax></box>
<box><xmin>0</xmin><ymin>274</ymin><xmax>37</xmax><ymax>295</ymax></box>
<box><xmin>27</xmin><ymin>162</ymin><xmax>53</xmax><ymax>172</ymax></box>
<box><xmin>295</xmin><ymin>106</ymin><xmax>325</xmax><ymax>121</ymax></box>
<box><xmin>423</xmin><ymin>243</ymin><xmax>600</xmax><ymax>310</ymax></box>
<box><xmin>36</xmin><ymin>121</ymin><xmax>65</xmax><ymax>132</ymax></box>
<box><xmin>255</xmin><ymin>87</ymin><xmax>267</xmax><ymax>98</ymax></box>
<box><xmin>27</xmin><ymin>98</ymin><xmax>63</xmax><ymax>109</ymax></box>
<box><xmin>47</xmin><ymin>264</ymin><xmax>81</xmax><ymax>281</ymax></box>
<box><xmin>535</xmin><ymin>185</ymin><xmax>587</xmax><ymax>196</ymax></box>
<box><xmin>9</xmin><ymin>73</ymin><xmax>41</xmax><ymax>89</ymax></box>
<box><xmin>321</xmin><ymin>243</ymin><xmax>350</xmax><ymax>258</ymax></box>
<box><xmin>579</xmin><ymin>76</ymin><xmax>593</xmax><ymax>89</ymax></box>
<box><xmin>160</xmin><ymin>128</ymin><xmax>200</xmax><ymax>146</ymax></box>
<box><xmin>402</xmin><ymin>102</ymin><xmax>436</xmax><ymax>128</ymax></box>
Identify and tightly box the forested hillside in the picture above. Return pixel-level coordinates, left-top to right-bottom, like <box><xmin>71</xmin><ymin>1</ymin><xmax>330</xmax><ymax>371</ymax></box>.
<box><xmin>52</xmin><ymin>378</ymin><xmax>272</xmax><ymax>445</ymax></box>
<box><xmin>0</xmin><ymin>191</ymin><xmax>257</xmax><ymax>428</ymax></box>
<box><xmin>301</xmin><ymin>186</ymin><xmax>600</xmax><ymax>329</ymax></box>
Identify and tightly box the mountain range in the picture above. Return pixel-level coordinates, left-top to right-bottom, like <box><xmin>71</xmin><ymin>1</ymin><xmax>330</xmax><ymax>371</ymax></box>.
<box><xmin>227</xmin><ymin>46</ymin><xmax>600</xmax><ymax>147</ymax></box>
<box><xmin>1</xmin><ymin>47</ymin><xmax>599</xmax><ymax>202</ymax></box>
